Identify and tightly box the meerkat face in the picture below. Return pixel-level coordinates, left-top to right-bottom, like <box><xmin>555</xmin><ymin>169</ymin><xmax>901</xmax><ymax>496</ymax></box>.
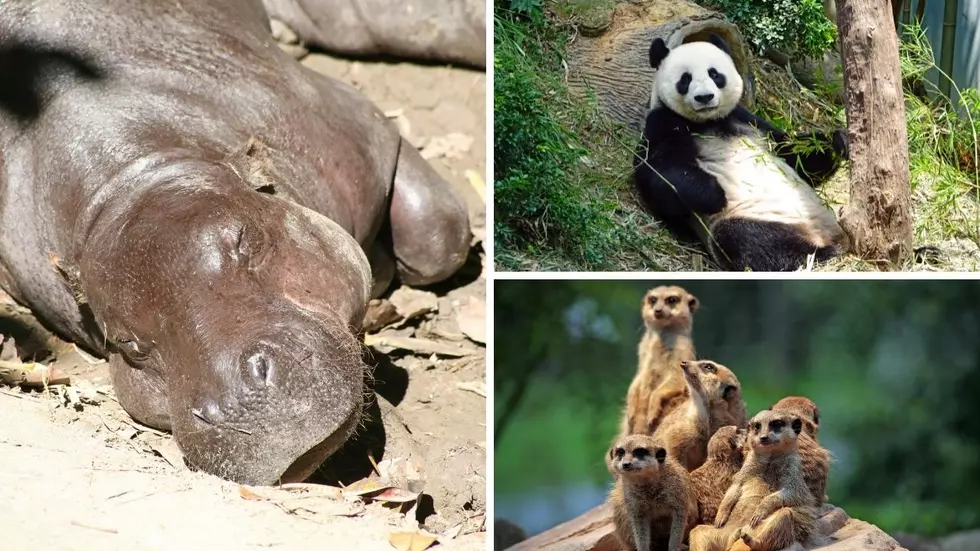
<box><xmin>771</xmin><ymin>396</ymin><xmax>820</xmax><ymax>437</ymax></box>
<box><xmin>608</xmin><ymin>435</ymin><xmax>668</xmax><ymax>480</ymax></box>
<box><xmin>707</xmin><ymin>425</ymin><xmax>747</xmax><ymax>460</ymax></box>
<box><xmin>641</xmin><ymin>285</ymin><xmax>698</xmax><ymax>331</ymax></box>
<box><xmin>748</xmin><ymin>410</ymin><xmax>802</xmax><ymax>454</ymax></box>
<box><xmin>681</xmin><ymin>360</ymin><xmax>740</xmax><ymax>402</ymax></box>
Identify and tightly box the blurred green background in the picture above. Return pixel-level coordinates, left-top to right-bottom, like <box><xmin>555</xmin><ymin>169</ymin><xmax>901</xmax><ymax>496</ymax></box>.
<box><xmin>494</xmin><ymin>280</ymin><xmax>980</xmax><ymax>539</ymax></box>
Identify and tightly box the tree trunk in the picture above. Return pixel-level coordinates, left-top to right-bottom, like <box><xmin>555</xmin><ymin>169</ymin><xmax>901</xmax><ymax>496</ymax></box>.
<box><xmin>836</xmin><ymin>0</ymin><xmax>912</xmax><ymax>268</ymax></box>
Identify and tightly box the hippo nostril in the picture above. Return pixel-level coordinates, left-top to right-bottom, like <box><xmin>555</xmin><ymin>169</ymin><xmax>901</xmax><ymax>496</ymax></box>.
<box><xmin>245</xmin><ymin>352</ymin><xmax>274</xmax><ymax>386</ymax></box>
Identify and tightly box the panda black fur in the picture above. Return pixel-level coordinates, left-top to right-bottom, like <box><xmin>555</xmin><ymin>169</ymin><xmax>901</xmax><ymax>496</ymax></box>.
<box><xmin>633</xmin><ymin>35</ymin><xmax>849</xmax><ymax>271</ymax></box>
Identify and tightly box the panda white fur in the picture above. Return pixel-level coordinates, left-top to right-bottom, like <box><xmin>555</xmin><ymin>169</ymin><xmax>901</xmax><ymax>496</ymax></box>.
<box><xmin>633</xmin><ymin>35</ymin><xmax>849</xmax><ymax>271</ymax></box>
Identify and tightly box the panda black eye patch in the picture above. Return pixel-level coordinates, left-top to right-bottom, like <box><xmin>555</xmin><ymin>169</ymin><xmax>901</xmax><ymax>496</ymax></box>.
<box><xmin>708</xmin><ymin>67</ymin><xmax>726</xmax><ymax>88</ymax></box>
<box><xmin>676</xmin><ymin>72</ymin><xmax>692</xmax><ymax>95</ymax></box>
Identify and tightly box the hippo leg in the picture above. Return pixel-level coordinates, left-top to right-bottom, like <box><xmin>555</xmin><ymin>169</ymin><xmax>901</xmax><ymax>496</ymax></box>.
<box><xmin>389</xmin><ymin>140</ymin><xmax>471</xmax><ymax>286</ymax></box>
<box><xmin>368</xmin><ymin>240</ymin><xmax>396</xmax><ymax>298</ymax></box>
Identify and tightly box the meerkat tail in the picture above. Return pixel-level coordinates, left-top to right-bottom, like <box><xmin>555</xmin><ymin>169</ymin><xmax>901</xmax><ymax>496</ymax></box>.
<box><xmin>817</xmin><ymin>506</ymin><xmax>849</xmax><ymax>536</ymax></box>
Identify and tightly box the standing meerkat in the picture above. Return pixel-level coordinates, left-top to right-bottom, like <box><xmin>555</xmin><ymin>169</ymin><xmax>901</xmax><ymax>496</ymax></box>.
<box><xmin>690</xmin><ymin>425</ymin><xmax>747</xmax><ymax>525</ymax></box>
<box><xmin>702</xmin><ymin>360</ymin><xmax>748</xmax><ymax>434</ymax></box>
<box><xmin>653</xmin><ymin>360</ymin><xmax>733</xmax><ymax>471</ymax></box>
<box><xmin>770</xmin><ymin>396</ymin><xmax>830</xmax><ymax>506</ymax></box>
<box><xmin>688</xmin><ymin>410</ymin><xmax>821</xmax><ymax>551</ymax></box>
<box><xmin>621</xmin><ymin>286</ymin><xmax>698</xmax><ymax>437</ymax></box>
<box><xmin>607</xmin><ymin>434</ymin><xmax>697</xmax><ymax>551</ymax></box>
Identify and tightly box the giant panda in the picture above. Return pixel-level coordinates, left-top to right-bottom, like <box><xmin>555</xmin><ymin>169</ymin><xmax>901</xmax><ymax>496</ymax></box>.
<box><xmin>633</xmin><ymin>35</ymin><xmax>849</xmax><ymax>271</ymax></box>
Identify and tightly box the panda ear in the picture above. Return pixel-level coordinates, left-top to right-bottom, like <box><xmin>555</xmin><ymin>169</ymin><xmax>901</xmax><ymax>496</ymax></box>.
<box><xmin>707</xmin><ymin>34</ymin><xmax>732</xmax><ymax>57</ymax></box>
<box><xmin>649</xmin><ymin>38</ymin><xmax>670</xmax><ymax>69</ymax></box>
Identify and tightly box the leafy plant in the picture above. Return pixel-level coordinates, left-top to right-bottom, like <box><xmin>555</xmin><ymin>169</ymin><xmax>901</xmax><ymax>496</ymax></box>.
<box><xmin>703</xmin><ymin>0</ymin><xmax>836</xmax><ymax>59</ymax></box>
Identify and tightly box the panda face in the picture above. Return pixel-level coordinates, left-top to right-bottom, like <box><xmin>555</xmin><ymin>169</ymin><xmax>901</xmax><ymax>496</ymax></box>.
<box><xmin>651</xmin><ymin>41</ymin><xmax>744</xmax><ymax>123</ymax></box>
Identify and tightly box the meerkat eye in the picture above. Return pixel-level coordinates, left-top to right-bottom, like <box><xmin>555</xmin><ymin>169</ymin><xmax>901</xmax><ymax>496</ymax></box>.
<box><xmin>614</xmin><ymin>447</ymin><xmax>626</xmax><ymax>458</ymax></box>
<box><xmin>771</xmin><ymin>420</ymin><xmax>785</xmax><ymax>431</ymax></box>
<box><xmin>633</xmin><ymin>447</ymin><xmax>650</xmax><ymax>459</ymax></box>
<box><xmin>647</xmin><ymin>295</ymin><xmax>658</xmax><ymax>305</ymax></box>
<box><xmin>752</xmin><ymin>422</ymin><xmax>761</xmax><ymax>432</ymax></box>
<box><xmin>666</xmin><ymin>296</ymin><xmax>679</xmax><ymax>305</ymax></box>
<box><xmin>701</xmin><ymin>363</ymin><xmax>716</xmax><ymax>374</ymax></box>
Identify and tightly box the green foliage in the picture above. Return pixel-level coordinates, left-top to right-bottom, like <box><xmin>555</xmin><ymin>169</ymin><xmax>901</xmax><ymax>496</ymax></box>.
<box><xmin>703</xmin><ymin>0</ymin><xmax>836</xmax><ymax>58</ymax></box>
<box><xmin>493</xmin><ymin>8</ymin><xmax>673</xmax><ymax>270</ymax></box>
<box><xmin>506</xmin><ymin>0</ymin><xmax>543</xmax><ymax>17</ymax></box>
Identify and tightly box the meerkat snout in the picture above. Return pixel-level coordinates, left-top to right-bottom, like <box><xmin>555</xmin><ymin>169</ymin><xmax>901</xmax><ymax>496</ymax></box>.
<box><xmin>722</xmin><ymin>384</ymin><xmax>738</xmax><ymax>399</ymax></box>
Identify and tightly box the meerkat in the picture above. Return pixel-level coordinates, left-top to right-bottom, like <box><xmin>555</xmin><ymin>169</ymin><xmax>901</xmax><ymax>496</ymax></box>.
<box><xmin>690</xmin><ymin>425</ymin><xmax>747</xmax><ymax>525</ymax></box>
<box><xmin>770</xmin><ymin>396</ymin><xmax>830</xmax><ymax>506</ymax></box>
<box><xmin>621</xmin><ymin>286</ymin><xmax>698</xmax><ymax>437</ymax></box>
<box><xmin>688</xmin><ymin>410</ymin><xmax>821</xmax><ymax>551</ymax></box>
<box><xmin>607</xmin><ymin>434</ymin><xmax>697</xmax><ymax>551</ymax></box>
<box><xmin>702</xmin><ymin>360</ymin><xmax>748</xmax><ymax>434</ymax></box>
<box><xmin>652</xmin><ymin>360</ymin><xmax>728</xmax><ymax>471</ymax></box>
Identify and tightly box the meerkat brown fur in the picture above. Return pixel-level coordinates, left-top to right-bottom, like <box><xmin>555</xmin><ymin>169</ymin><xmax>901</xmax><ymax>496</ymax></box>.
<box><xmin>652</xmin><ymin>360</ymin><xmax>730</xmax><ymax>471</ymax></box>
<box><xmin>690</xmin><ymin>425</ymin><xmax>747</xmax><ymax>524</ymax></box>
<box><xmin>608</xmin><ymin>434</ymin><xmax>697</xmax><ymax>551</ymax></box>
<box><xmin>689</xmin><ymin>410</ymin><xmax>820</xmax><ymax>551</ymax></box>
<box><xmin>621</xmin><ymin>286</ymin><xmax>698</xmax><ymax>436</ymax></box>
<box><xmin>770</xmin><ymin>396</ymin><xmax>830</xmax><ymax>506</ymax></box>
<box><xmin>702</xmin><ymin>360</ymin><xmax>748</xmax><ymax>434</ymax></box>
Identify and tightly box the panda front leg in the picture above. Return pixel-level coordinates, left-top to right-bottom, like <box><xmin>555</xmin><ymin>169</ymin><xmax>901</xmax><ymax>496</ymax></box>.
<box><xmin>731</xmin><ymin>106</ymin><xmax>848</xmax><ymax>187</ymax></box>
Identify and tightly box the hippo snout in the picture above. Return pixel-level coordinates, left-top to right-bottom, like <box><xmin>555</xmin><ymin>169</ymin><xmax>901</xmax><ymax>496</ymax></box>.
<box><xmin>172</xmin><ymin>317</ymin><xmax>366</xmax><ymax>485</ymax></box>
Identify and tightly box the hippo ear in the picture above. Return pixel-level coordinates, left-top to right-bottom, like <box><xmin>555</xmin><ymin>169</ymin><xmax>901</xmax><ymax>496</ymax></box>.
<box><xmin>649</xmin><ymin>38</ymin><xmax>670</xmax><ymax>69</ymax></box>
<box><xmin>655</xmin><ymin>447</ymin><xmax>667</xmax><ymax>463</ymax></box>
<box><xmin>688</xmin><ymin>295</ymin><xmax>699</xmax><ymax>313</ymax></box>
<box><xmin>791</xmin><ymin>417</ymin><xmax>803</xmax><ymax>435</ymax></box>
<box><xmin>707</xmin><ymin>34</ymin><xmax>732</xmax><ymax>56</ymax></box>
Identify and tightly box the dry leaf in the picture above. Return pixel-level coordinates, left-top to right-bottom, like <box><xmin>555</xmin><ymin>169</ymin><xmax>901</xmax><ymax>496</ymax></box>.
<box><xmin>0</xmin><ymin>336</ymin><xmax>18</xmax><ymax>362</ymax></box>
<box><xmin>144</xmin><ymin>435</ymin><xmax>185</xmax><ymax>469</ymax></box>
<box><xmin>388</xmin><ymin>530</ymin><xmax>439</xmax><ymax>551</ymax></box>
<box><xmin>363</xmin><ymin>299</ymin><xmax>403</xmax><ymax>332</ymax></box>
<box><xmin>455</xmin><ymin>381</ymin><xmax>486</xmax><ymax>398</ymax></box>
<box><xmin>464</xmin><ymin>170</ymin><xmax>485</xmax><ymax>203</ymax></box>
<box><xmin>371</xmin><ymin>487</ymin><xmax>420</xmax><ymax>504</ymax></box>
<box><xmin>364</xmin><ymin>335</ymin><xmax>473</xmax><ymax>358</ymax></box>
<box><xmin>239</xmin><ymin>486</ymin><xmax>264</xmax><ymax>500</ymax></box>
<box><xmin>441</xmin><ymin>523</ymin><xmax>463</xmax><ymax>540</ymax></box>
<box><xmin>388</xmin><ymin>288</ymin><xmax>438</xmax><ymax>322</ymax></box>
<box><xmin>342</xmin><ymin>477</ymin><xmax>395</xmax><ymax>497</ymax></box>
<box><xmin>455</xmin><ymin>298</ymin><xmax>485</xmax><ymax>344</ymax></box>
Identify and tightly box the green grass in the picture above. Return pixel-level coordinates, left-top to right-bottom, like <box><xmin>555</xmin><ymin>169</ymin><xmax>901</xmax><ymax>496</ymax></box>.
<box><xmin>494</xmin><ymin>5</ymin><xmax>980</xmax><ymax>272</ymax></box>
<box><xmin>493</xmin><ymin>6</ymin><xmax>687</xmax><ymax>271</ymax></box>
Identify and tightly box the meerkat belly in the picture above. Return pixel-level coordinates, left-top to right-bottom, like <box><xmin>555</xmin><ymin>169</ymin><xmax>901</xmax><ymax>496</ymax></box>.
<box><xmin>695</xmin><ymin>133</ymin><xmax>842</xmax><ymax>245</ymax></box>
<box><xmin>729</xmin><ymin>484</ymin><xmax>776</xmax><ymax>522</ymax></box>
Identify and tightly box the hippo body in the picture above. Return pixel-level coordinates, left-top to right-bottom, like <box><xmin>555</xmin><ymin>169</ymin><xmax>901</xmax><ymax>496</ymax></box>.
<box><xmin>261</xmin><ymin>0</ymin><xmax>486</xmax><ymax>67</ymax></box>
<box><xmin>0</xmin><ymin>0</ymin><xmax>470</xmax><ymax>484</ymax></box>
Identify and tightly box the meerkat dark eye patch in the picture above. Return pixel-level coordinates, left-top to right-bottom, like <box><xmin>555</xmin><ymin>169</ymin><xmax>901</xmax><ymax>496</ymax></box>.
<box><xmin>614</xmin><ymin>447</ymin><xmax>626</xmax><ymax>458</ymax></box>
<box><xmin>676</xmin><ymin>72</ymin><xmax>692</xmax><ymax>95</ymax></box>
<box><xmin>632</xmin><ymin>447</ymin><xmax>650</xmax><ymax>459</ymax></box>
<box><xmin>666</xmin><ymin>295</ymin><xmax>679</xmax><ymax>305</ymax></box>
<box><xmin>770</xmin><ymin>420</ymin><xmax>785</xmax><ymax>431</ymax></box>
<box><xmin>752</xmin><ymin>422</ymin><xmax>761</xmax><ymax>432</ymax></box>
<box><xmin>647</xmin><ymin>295</ymin><xmax>658</xmax><ymax>305</ymax></box>
<box><xmin>701</xmin><ymin>362</ymin><xmax>717</xmax><ymax>374</ymax></box>
<box><xmin>791</xmin><ymin>418</ymin><xmax>803</xmax><ymax>434</ymax></box>
<box><xmin>655</xmin><ymin>447</ymin><xmax>667</xmax><ymax>463</ymax></box>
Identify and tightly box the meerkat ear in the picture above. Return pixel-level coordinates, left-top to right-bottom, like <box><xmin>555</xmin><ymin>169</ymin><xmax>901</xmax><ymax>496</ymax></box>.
<box><xmin>812</xmin><ymin>408</ymin><xmax>820</xmax><ymax>426</ymax></box>
<box><xmin>791</xmin><ymin>417</ymin><xmax>803</xmax><ymax>434</ymax></box>
<box><xmin>655</xmin><ymin>447</ymin><xmax>667</xmax><ymax>463</ymax></box>
<box><xmin>688</xmin><ymin>295</ymin><xmax>699</xmax><ymax>313</ymax></box>
<box><xmin>679</xmin><ymin>360</ymin><xmax>688</xmax><ymax>368</ymax></box>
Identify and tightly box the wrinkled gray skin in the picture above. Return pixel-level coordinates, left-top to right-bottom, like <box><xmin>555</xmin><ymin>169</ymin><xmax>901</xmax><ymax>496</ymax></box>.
<box><xmin>262</xmin><ymin>0</ymin><xmax>486</xmax><ymax>67</ymax></box>
<box><xmin>0</xmin><ymin>0</ymin><xmax>470</xmax><ymax>485</ymax></box>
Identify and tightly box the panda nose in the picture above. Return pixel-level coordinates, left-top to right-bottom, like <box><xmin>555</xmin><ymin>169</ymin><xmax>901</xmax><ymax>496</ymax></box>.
<box><xmin>695</xmin><ymin>93</ymin><xmax>715</xmax><ymax>104</ymax></box>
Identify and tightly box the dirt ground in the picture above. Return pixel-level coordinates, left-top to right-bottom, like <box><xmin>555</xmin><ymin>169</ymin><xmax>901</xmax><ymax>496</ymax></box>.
<box><xmin>0</xmin><ymin>39</ymin><xmax>486</xmax><ymax>551</ymax></box>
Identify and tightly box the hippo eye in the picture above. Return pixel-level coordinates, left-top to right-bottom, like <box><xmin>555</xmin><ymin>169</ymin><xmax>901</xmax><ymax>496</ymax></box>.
<box><xmin>632</xmin><ymin>447</ymin><xmax>649</xmax><ymax>459</ymax></box>
<box><xmin>117</xmin><ymin>338</ymin><xmax>152</xmax><ymax>362</ymax></box>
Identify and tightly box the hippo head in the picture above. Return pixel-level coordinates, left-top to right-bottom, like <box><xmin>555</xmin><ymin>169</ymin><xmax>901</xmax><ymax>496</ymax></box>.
<box><xmin>79</xmin><ymin>159</ymin><xmax>373</xmax><ymax>485</ymax></box>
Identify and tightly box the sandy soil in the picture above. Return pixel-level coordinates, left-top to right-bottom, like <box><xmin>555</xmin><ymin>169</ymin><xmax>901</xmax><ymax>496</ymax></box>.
<box><xmin>0</xmin><ymin>36</ymin><xmax>486</xmax><ymax>551</ymax></box>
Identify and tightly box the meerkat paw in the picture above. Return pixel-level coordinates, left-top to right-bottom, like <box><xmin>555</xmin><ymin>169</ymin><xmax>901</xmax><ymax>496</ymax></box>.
<box><xmin>748</xmin><ymin>512</ymin><xmax>767</xmax><ymax>528</ymax></box>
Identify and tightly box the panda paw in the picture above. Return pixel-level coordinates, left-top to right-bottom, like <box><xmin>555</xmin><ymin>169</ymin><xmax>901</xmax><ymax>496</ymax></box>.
<box><xmin>832</xmin><ymin>129</ymin><xmax>849</xmax><ymax>160</ymax></box>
